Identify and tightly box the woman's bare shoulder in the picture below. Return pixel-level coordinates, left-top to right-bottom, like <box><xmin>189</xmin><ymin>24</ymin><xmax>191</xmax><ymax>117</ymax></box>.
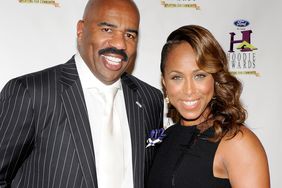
<box><xmin>218</xmin><ymin>126</ymin><xmax>270</xmax><ymax>188</ymax></box>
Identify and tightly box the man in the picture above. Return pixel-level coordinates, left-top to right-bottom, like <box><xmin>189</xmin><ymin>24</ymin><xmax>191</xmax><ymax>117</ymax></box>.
<box><xmin>0</xmin><ymin>0</ymin><xmax>163</xmax><ymax>187</ymax></box>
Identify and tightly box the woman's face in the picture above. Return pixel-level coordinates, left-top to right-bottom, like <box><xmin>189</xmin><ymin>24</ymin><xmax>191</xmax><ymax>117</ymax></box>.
<box><xmin>162</xmin><ymin>42</ymin><xmax>215</xmax><ymax>126</ymax></box>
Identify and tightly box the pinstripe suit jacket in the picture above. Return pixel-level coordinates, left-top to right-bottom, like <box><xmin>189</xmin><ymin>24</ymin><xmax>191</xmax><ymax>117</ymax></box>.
<box><xmin>0</xmin><ymin>57</ymin><xmax>163</xmax><ymax>188</ymax></box>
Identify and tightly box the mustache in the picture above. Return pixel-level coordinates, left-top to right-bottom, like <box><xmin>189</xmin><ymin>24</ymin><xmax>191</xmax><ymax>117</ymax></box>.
<box><xmin>98</xmin><ymin>47</ymin><xmax>128</xmax><ymax>62</ymax></box>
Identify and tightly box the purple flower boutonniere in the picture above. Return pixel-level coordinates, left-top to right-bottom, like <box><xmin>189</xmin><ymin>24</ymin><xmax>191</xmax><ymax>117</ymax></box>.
<box><xmin>146</xmin><ymin>128</ymin><xmax>166</xmax><ymax>148</ymax></box>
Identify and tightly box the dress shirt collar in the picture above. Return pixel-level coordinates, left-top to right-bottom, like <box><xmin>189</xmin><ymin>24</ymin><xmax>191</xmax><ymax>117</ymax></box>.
<box><xmin>75</xmin><ymin>53</ymin><xmax>121</xmax><ymax>91</ymax></box>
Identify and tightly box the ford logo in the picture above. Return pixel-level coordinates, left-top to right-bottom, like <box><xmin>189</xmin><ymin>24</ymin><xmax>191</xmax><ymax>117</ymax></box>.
<box><xmin>234</xmin><ymin>19</ymin><xmax>250</xmax><ymax>27</ymax></box>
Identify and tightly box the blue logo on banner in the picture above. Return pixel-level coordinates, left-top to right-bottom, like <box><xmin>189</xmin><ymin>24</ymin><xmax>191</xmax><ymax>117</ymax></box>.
<box><xmin>234</xmin><ymin>19</ymin><xmax>250</xmax><ymax>27</ymax></box>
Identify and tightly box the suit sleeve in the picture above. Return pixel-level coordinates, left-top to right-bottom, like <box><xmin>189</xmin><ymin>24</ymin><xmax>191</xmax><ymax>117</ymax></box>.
<box><xmin>0</xmin><ymin>79</ymin><xmax>34</xmax><ymax>187</ymax></box>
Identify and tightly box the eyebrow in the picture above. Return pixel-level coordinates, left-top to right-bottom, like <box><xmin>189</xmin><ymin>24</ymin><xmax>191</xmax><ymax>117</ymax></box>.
<box><xmin>166</xmin><ymin>69</ymin><xmax>207</xmax><ymax>76</ymax></box>
<box><xmin>168</xmin><ymin>69</ymin><xmax>202</xmax><ymax>73</ymax></box>
<box><xmin>97</xmin><ymin>21</ymin><xmax>138</xmax><ymax>36</ymax></box>
<box><xmin>98</xmin><ymin>22</ymin><xmax>116</xmax><ymax>28</ymax></box>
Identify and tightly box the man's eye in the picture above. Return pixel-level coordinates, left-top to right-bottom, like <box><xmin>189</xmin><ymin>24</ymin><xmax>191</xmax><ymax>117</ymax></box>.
<box><xmin>101</xmin><ymin>28</ymin><xmax>112</xmax><ymax>32</ymax></box>
<box><xmin>125</xmin><ymin>33</ymin><xmax>136</xmax><ymax>40</ymax></box>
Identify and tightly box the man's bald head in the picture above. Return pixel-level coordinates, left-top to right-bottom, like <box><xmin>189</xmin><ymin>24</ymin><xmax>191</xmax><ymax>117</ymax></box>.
<box><xmin>82</xmin><ymin>0</ymin><xmax>140</xmax><ymax>22</ymax></box>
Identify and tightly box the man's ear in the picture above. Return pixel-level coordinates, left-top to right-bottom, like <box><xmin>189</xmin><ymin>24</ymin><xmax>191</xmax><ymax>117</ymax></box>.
<box><xmin>77</xmin><ymin>20</ymin><xmax>85</xmax><ymax>39</ymax></box>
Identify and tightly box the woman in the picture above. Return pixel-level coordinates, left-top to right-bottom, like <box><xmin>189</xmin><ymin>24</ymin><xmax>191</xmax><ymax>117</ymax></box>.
<box><xmin>147</xmin><ymin>25</ymin><xmax>270</xmax><ymax>188</ymax></box>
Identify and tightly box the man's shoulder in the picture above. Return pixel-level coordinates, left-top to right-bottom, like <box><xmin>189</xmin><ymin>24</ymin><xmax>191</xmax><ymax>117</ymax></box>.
<box><xmin>122</xmin><ymin>73</ymin><xmax>161</xmax><ymax>93</ymax></box>
<box><xmin>2</xmin><ymin>57</ymin><xmax>76</xmax><ymax>93</ymax></box>
<box><xmin>12</xmin><ymin>57</ymin><xmax>75</xmax><ymax>82</ymax></box>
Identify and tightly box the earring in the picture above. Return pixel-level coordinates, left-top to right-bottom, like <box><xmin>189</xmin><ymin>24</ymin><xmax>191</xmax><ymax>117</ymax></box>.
<box><xmin>165</xmin><ymin>96</ymin><xmax>170</xmax><ymax>104</ymax></box>
<box><xmin>210</xmin><ymin>96</ymin><xmax>217</xmax><ymax>110</ymax></box>
<box><xmin>166</xmin><ymin>117</ymin><xmax>173</xmax><ymax>128</ymax></box>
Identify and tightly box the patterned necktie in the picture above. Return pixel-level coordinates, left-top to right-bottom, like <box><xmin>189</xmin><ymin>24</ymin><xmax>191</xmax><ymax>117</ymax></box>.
<box><xmin>99</xmin><ymin>86</ymin><xmax>124</xmax><ymax>188</ymax></box>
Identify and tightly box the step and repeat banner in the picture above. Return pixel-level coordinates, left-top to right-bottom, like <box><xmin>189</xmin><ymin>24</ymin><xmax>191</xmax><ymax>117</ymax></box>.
<box><xmin>1</xmin><ymin>0</ymin><xmax>281</xmax><ymax>186</ymax></box>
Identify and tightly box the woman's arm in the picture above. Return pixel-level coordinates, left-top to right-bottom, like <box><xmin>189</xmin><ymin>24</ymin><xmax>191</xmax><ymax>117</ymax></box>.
<box><xmin>221</xmin><ymin>126</ymin><xmax>270</xmax><ymax>188</ymax></box>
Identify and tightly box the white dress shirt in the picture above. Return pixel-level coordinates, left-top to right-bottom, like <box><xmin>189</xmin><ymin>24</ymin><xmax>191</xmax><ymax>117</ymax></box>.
<box><xmin>75</xmin><ymin>53</ymin><xmax>133</xmax><ymax>188</ymax></box>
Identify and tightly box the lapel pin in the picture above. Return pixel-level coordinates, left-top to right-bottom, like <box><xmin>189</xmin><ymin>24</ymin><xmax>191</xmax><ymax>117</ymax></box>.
<box><xmin>135</xmin><ymin>101</ymin><xmax>142</xmax><ymax>108</ymax></box>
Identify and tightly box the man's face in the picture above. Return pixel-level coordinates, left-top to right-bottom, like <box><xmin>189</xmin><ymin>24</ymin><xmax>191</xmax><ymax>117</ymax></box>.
<box><xmin>77</xmin><ymin>0</ymin><xmax>139</xmax><ymax>85</ymax></box>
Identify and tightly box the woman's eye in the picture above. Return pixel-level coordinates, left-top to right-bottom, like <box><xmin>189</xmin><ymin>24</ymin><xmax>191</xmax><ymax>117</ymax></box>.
<box><xmin>171</xmin><ymin>75</ymin><xmax>182</xmax><ymax>80</ymax></box>
<box><xmin>194</xmin><ymin>74</ymin><xmax>207</xmax><ymax>80</ymax></box>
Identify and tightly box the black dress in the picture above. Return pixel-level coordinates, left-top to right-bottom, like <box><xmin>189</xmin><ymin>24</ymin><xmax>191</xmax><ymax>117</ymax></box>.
<box><xmin>147</xmin><ymin>123</ymin><xmax>231</xmax><ymax>188</ymax></box>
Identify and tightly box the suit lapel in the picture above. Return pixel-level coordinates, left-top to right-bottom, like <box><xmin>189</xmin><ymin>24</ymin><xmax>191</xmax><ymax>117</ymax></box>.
<box><xmin>122</xmin><ymin>73</ymin><xmax>145</xmax><ymax>188</ymax></box>
<box><xmin>60</xmin><ymin>58</ymin><xmax>98</xmax><ymax>188</ymax></box>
